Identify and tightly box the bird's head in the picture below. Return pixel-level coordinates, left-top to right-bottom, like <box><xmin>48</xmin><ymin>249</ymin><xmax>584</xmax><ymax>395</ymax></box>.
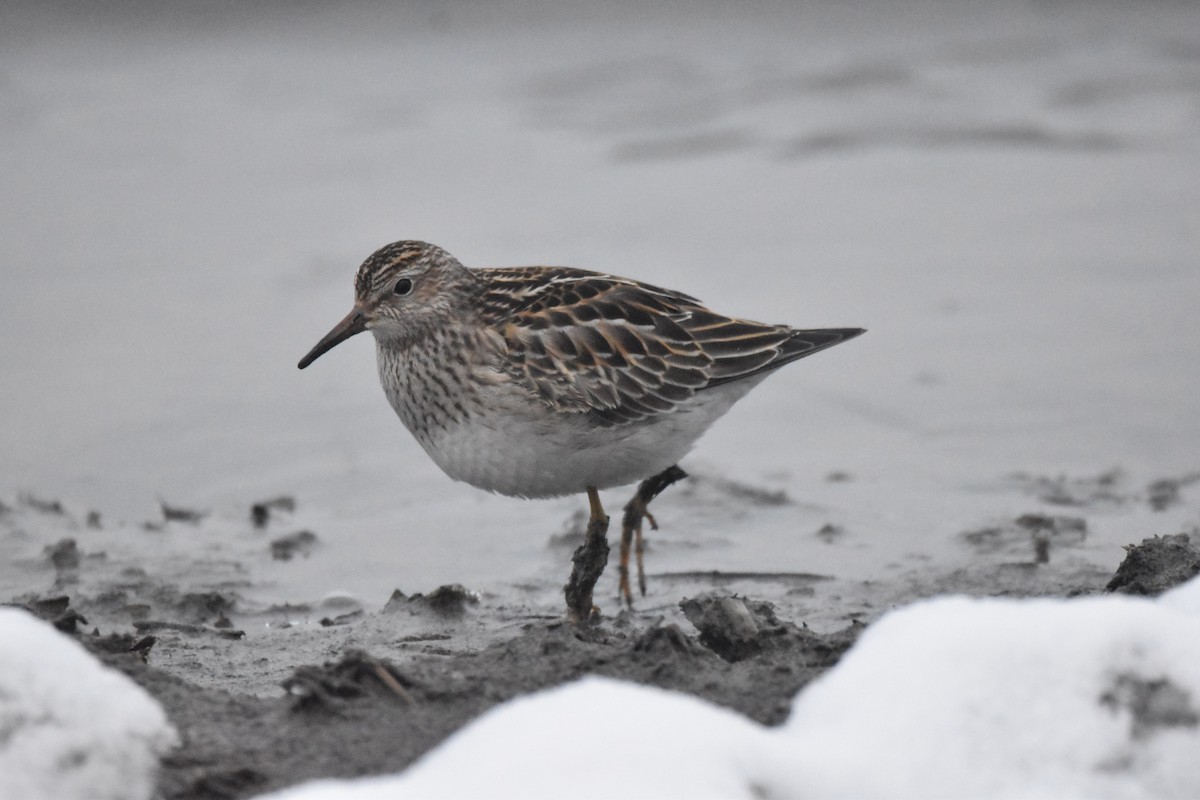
<box><xmin>298</xmin><ymin>240</ymin><xmax>475</xmax><ymax>369</ymax></box>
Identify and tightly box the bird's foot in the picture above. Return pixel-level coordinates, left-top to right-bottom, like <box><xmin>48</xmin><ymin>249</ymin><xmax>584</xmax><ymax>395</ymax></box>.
<box><xmin>619</xmin><ymin>465</ymin><xmax>688</xmax><ymax>608</ymax></box>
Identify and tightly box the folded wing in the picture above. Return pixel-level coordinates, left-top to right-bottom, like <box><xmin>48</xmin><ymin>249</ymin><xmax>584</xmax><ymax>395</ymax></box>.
<box><xmin>481</xmin><ymin>267</ymin><xmax>863</xmax><ymax>424</ymax></box>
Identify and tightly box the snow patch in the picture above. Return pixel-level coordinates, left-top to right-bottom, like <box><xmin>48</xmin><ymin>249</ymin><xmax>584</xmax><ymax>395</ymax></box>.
<box><xmin>0</xmin><ymin>608</ymin><xmax>178</xmax><ymax>800</ymax></box>
<box><xmin>259</xmin><ymin>675</ymin><xmax>775</xmax><ymax>799</ymax></box>
<box><xmin>781</xmin><ymin>592</ymin><xmax>1200</xmax><ymax>798</ymax></box>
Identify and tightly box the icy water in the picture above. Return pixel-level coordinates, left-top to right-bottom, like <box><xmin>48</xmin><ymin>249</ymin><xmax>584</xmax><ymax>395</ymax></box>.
<box><xmin>2</xmin><ymin>1</ymin><xmax>1198</xmax><ymax>626</ymax></box>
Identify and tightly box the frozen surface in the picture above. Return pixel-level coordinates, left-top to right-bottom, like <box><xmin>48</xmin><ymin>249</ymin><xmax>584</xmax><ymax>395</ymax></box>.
<box><xmin>257</xmin><ymin>676</ymin><xmax>774</xmax><ymax>800</ymax></box>
<box><xmin>256</xmin><ymin>582</ymin><xmax>1200</xmax><ymax>800</ymax></box>
<box><xmin>782</xmin><ymin>592</ymin><xmax>1200</xmax><ymax>799</ymax></box>
<box><xmin>0</xmin><ymin>608</ymin><xmax>178</xmax><ymax>800</ymax></box>
<box><xmin>2</xmin><ymin>1</ymin><xmax>1199</xmax><ymax>627</ymax></box>
<box><xmin>1160</xmin><ymin>575</ymin><xmax>1200</xmax><ymax>615</ymax></box>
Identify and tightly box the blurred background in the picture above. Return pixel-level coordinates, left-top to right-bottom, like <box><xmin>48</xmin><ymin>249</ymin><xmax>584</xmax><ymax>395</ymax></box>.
<box><xmin>2</xmin><ymin>1</ymin><xmax>1198</xmax><ymax>614</ymax></box>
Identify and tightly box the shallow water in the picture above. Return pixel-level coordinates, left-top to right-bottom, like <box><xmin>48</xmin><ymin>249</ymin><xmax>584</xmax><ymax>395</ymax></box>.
<box><xmin>2</xmin><ymin>0</ymin><xmax>1198</xmax><ymax>627</ymax></box>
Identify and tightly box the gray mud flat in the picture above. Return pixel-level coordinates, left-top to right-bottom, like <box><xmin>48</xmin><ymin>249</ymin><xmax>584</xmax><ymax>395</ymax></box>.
<box><xmin>38</xmin><ymin>592</ymin><xmax>855</xmax><ymax>800</ymax></box>
<box><xmin>11</xmin><ymin>530</ymin><xmax>1192</xmax><ymax>800</ymax></box>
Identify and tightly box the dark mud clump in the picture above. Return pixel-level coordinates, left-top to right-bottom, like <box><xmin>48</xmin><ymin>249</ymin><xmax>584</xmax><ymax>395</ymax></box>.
<box><xmin>157</xmin><ymin>500</ymin><xmax>208</xmax><ymax>524</ymax></box>
<box><xmin>1106</xmin><ymin>533</ymin><xmax>1200</xmax><ymax>595</ymax></box>
<box><xmin>385</xmin><ymin>584</ymin><xmax>479</xmax><ymax>617</ymax></box>
<box><xmin>15</xmin><ymin>594</ymin><xmax>90</xmax><ymax>634</ymax></box>
<box><xmin>680</xmin><ymin>592</ymin><xmax>860</xmax><ymax>664</ymax></box>
<box><xmin>251</xmin><ymin>495</ymin><xmax>297</xmax><ymax>529</ymax></box>
<box><xmin>1145</xmin><ymin>473</ymin><xmax>1200</xmax><ymax>512</ymax></box>
<box><xmin>44</xmin><ymin>538</ymin><xmax>81</xmax><ymax>571</ymax></box>
<box><xmin>269</xmin><ymin>530</ymin><xmax>318</xmax><ymax>561</ymax></box>
<box><xmin>19</xmin><ymin>492</ymin><xmax>67</xmax><ymax>515</ymax></box>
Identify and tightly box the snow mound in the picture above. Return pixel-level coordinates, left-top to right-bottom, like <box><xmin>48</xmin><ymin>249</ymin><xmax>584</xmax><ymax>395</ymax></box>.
<box><xmin>258</xmin><ymin>676</ymin><xmax>775</xmax><ymax>800</ymax></box>
<box><xmin>0</xmin><ymin>608</ymin><xmax>178</xmax><ymax>800</ymax></box>
<box><xmin>1159</xmin><ymin>574</ymin><xmax>1200</xmax><ymax>615</ymax></box>
<box><xmin>781</xmin><ymin>592</ymin><xmax>1200</xmax><ymax>799</ymax></box>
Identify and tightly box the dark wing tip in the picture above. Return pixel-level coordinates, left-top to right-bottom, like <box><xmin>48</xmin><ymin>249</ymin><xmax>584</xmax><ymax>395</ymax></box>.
<box><xmin>783</xmin><ymin>326</ymin><xmax>866</xmax><ymax>355</ymax></box>
<box><xmin>817</xmin><ymin>327</ymin><xmax>866</xmax><ymax>339</ymax></box>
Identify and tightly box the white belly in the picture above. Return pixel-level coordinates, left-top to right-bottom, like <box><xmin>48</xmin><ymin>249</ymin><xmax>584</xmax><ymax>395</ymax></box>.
<box><xmin>413</xmin><ymin>378</ymin><xmax>764</xmax><ymax>498</ymax></box>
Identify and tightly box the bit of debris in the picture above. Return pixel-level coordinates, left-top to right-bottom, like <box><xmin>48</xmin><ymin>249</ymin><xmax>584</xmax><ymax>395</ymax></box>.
<box><xmin>961</xmin><ymin>514</ymin><xmax>1087</xmax><ymax>563</ymax></box>
<box><xmin>20</xmin><ymin>595</ymin><xmax>70</xmax><ymax>617</ymax></box>
<box><xmin>1146</xmin><ymin>472</ymin><xmax>1200</xmax><ymax>512</ymax></box>
<box><xmin>423</xmin><ymin>584</ymin><xmax>479</xmax><ymax>615</ymax></box>
<box><xmin>1032</xmin><ymin>535</ymin><xmax>1051</xmax><ymax>564</ymax></box>
<box><xmin>269</xmin><ymin>530</ymin><xmax>318</xmax><ymax>561</ymax></box>
<box><xmin>12</xmin><ymin>594</ymin><xmax>88</xmax><ymax>633</ymax></box>
<box><xmin>266</xmin><ymin>602</ymin><xmax>312</xmax><ymax>619</ymax></box>
<box><xmin>319</xmin><ymin>609</ymin><xmax>364</xmax><ymax>627</ymax></box>
<box><xmin>251</xmin><ymin>495</ymin><xmax>297</xmax><ymax>528</ymax></box>
<box><xmin>44</xmin><ymin>538</ymin><xmax>81</xmax><ymax>571</ymax></box>
<box><xmin>20</xmin><ymin>492</ymin><xmax>66</xmax><ymax>514</ymax></box>
<box><xmin>816</xmin><ymin>523</ymin><xmax>846</xmax><ymax>543</ymax></box>
<box><xmin>51</xmin><ymin>608</ymin><xmax>89</xmax><ymax>633</ymax></box>
<box><xmin>158</xmin><ymin>500</ymin><xmax>208</xmax><ymax>524</ymax></box>
<box><xmin>133</xmin><ymin>620</ymin><xmax>245</xmax><ymax>639</ymax></box>
<box><xmin>1009</xmin><ymin>468</ymin><xmax>1127</xmax><ymax>507</ymax></box>
<box><xmin>129</xmin><ymin>635</ymin><xmax>157</xmax><ymax>659</ymax></box>
<box><xmin>172</xmin><ymin>591</ymin><xmax>237</xmax><ymax>624</ymax></box>
<box><xmin>88</xmin><ymin>633</ymin><xmax>159</xmax><ymax>662</ymax></box>
<box><xmin>283</xmin><ymin>650</ymin><xmax>416</xmax><ymax>710</ymax></box>
<box><xmin>1014</xmin><ymin>514</ymin><xmax>1087</xmax><ymax>535</ymax></box>
<box><xmin>1018</xmin><ymin>514</ymin><xmax>1087</xmax><ymax>564</ymax></box>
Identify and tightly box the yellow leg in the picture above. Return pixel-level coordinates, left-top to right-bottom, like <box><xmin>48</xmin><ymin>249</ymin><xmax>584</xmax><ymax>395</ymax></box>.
<box><xmin>619</xmin><ymin>465</ymin><xmax>688</xmax><ymax>608</ymax></box>
<box><xmin>635</xmin><ymin>511</ymin><xmax>651</xmax><ymax>597</ymax></box>
<box><xmin>618</xmin><ymin>497</ymin><xmax>641</xmax><ymax>606</ymax></box>
<box><xmin>587</xmin><ymin>486</ymin><xmax>605</xmax><ymax>524</ymax></box>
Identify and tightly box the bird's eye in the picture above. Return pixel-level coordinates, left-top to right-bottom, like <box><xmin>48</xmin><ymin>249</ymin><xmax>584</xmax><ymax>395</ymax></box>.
<box><xmin>394</xmin><ymin>278</ymin><xmax>413</xmax><ymax>296</ymax></box>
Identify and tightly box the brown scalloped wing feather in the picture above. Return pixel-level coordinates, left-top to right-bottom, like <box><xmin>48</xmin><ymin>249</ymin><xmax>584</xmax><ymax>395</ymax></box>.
<box><xmin>480</xmin><ymin>266</ymin><xmax>859</xmax><ymax>423</ymax></box>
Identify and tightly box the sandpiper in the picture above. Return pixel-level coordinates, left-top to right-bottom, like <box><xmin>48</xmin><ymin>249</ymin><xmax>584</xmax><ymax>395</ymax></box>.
<box><xmin>299</xmin><ymin>240</ymin><xmax>863</xmax><ymax>620</ymax></box>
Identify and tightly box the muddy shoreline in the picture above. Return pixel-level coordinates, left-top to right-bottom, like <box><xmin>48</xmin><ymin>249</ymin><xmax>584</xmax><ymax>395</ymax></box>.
<box><xmin>9</xmin><ymin>531</ymin><xmax>1192</xmax><ymax>800</ymax></box>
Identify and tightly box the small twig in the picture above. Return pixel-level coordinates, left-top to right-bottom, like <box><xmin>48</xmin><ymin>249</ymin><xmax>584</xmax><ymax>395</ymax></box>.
<box><xmin>371</xmin><ymin>663</ymin><xmax>414</xmax><ymax>705</ymax></box>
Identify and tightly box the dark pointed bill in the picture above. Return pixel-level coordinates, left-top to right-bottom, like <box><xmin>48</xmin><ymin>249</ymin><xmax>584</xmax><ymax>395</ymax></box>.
<box><xmin>297</xmin><ymin>308</ymin><xmax>368</xmax><ymax>369</ymax></box>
